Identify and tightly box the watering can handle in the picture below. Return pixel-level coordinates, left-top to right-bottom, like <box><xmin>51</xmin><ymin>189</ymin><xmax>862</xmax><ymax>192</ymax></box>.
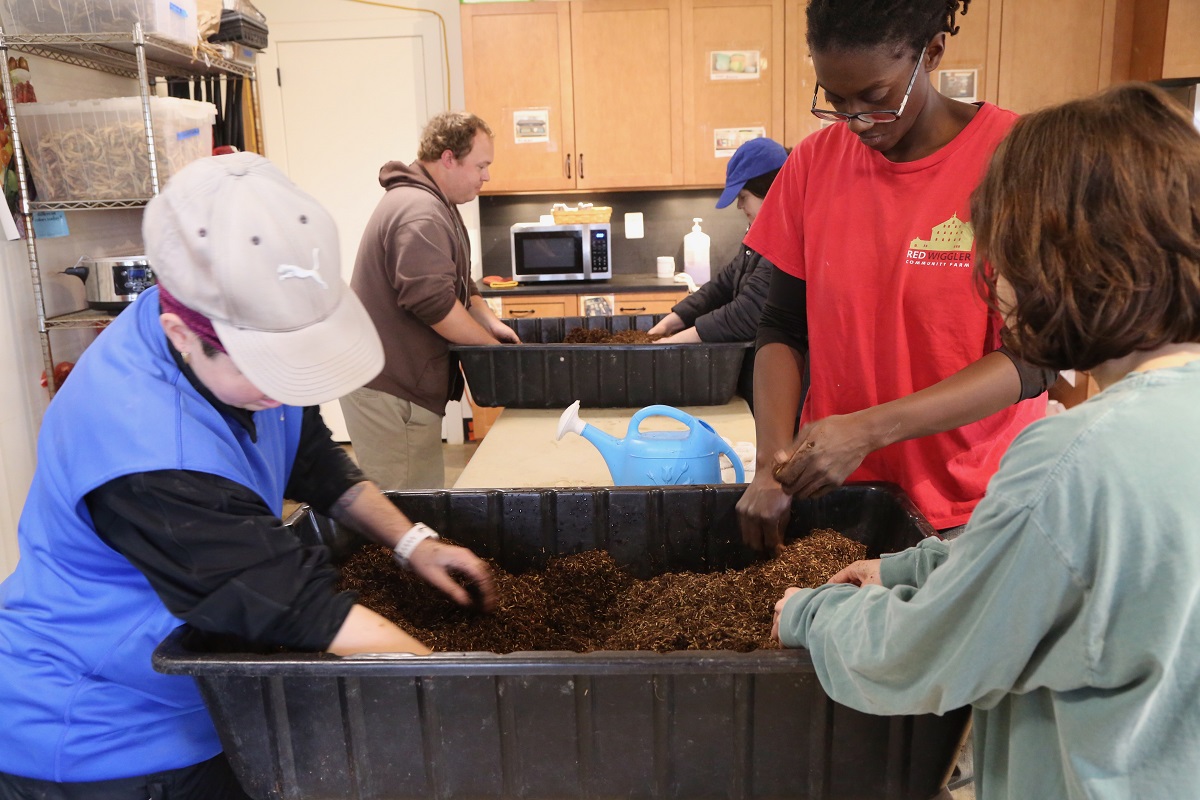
<box><xmin>627</xmin><ymin>405</ymin><xmax>701</xmax><ymax>435</ymax></box>
<box><xmin>626</xmin><ymin>406</ymin><xmax>746</xmax><ymax>484</ymax></box>
<box><xmin>716</xmin><ymin>438</ymin><xmax>746</xmax><ymax>484</ymax></box>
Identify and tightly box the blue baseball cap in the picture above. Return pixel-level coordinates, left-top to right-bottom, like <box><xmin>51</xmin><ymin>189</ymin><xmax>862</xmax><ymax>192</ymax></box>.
<box><xmin>716</xmin><ymin>137</ymin><xmax>789</xmax><ymax>209</ymax></box>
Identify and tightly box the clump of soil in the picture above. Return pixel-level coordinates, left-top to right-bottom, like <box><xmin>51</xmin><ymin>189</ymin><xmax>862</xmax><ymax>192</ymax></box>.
<box><xmin>563</xmin><ymin>327</ymin><xmax>663</xmax><ymax>344</ymax></box>
<box><xmin>337</xmin><ymin>529</ymin><xmax>866</xmax><ymax>653</ymax></box>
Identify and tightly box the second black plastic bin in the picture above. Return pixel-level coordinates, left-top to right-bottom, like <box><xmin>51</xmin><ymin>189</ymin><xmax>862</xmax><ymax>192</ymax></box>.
<box><xmin>154</xmin><ymin>484</ymin><xmax>969</xmax><ymax>800</ymax></box>
<box><xmin>451</xmin><ymin>314</ymin><xmax>752</xmax><ymax>408</ymax></box>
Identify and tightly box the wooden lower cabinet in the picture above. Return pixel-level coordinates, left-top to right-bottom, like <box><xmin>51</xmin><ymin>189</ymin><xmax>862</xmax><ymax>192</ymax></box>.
<box><xmin>612</xmin><ymin>290</ymin><xmax>687</xmax><ymax>315</ymax></box>
<box><xmin>498</xmin><ymin>294</ymin><xmax>579</xmax><ymax>318</ymax></box>
<box><xmin>497</xmin><ymin>291</ymin><xmax>686</xmax><ymax>319</ymax></box>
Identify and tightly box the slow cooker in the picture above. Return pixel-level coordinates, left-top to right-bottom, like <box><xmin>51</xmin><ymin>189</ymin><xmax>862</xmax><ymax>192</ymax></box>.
<box><xmin>64</xmin><ymin>255</ymin><xmax>156</xmax><ymax>314</ymax></box>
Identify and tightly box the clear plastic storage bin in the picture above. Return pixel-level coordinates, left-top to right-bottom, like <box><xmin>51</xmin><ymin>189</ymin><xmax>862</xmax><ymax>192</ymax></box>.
<box><xmin>0</xmin><ymin>0</ymin><xmax>198</xmax><ymax>44</ymax></box>
<box><xmin>17</xmin><ymin>96</ymin><xmax>216</xmax><ymax>202</ymax></box>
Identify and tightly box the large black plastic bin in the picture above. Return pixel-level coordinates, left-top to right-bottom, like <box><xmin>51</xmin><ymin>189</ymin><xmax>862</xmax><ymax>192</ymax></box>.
<box><xmin>154</xmin><ymin>484</ymin><xmax>968</xmax><ymax>800</ymax></box>
<box><xmin>451</xmin><ymin>314</ymin><xmax>752</xmax><ymax>408</ymax></box>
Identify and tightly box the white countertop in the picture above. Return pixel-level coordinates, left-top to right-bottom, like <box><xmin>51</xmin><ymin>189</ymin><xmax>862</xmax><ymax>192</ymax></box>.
<box><xmin>454</xmin><ymin>399</ymin><xmax>757</xmax><ymax>489</ymax></box>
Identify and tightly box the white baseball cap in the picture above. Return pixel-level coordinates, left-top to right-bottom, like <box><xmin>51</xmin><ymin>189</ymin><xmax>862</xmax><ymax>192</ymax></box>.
<box><xmin>144</xmin><ymin>153</ymin><xmax>384</xmax><ymax>406</ymax></box>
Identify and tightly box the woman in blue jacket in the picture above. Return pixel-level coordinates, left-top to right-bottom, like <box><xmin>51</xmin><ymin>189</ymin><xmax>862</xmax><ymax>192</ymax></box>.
<box><xmin>0</xmin><ymin>154</ymin><xmax>495</xmax><ymax>800</ymax></box>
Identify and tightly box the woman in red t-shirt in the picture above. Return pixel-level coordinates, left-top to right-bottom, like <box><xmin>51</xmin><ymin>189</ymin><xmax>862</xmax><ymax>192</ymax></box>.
<box><xmin>739</xmin><ymin>0</ymin><xmax>1054</xmax><ymax>546</ymax></box>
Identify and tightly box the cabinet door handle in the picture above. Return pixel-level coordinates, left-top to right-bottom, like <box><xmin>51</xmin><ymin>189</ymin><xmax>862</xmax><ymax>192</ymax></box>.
<box><xmin>579</xmin><ymin>153</ymin><xmax>584</xmax><ymax>180</ymax></box>
<box><xmin>565</xmin><ymin>154</ymin><xmax>571</xmax><ymax>179</ymax></box>
<box><xmin>618</xmin><ymin>306</ymin><xmax>647</xmax><ymax>313</ymax></box>
<box><xmin>508</xmin><ymin>308</ymin><xmax>536</xmax><ymax>316</ymax></box>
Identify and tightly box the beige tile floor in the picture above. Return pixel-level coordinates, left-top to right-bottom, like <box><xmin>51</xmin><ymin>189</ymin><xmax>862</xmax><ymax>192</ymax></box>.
<box><xmin>305</xmin><ymin>442</ymin><xmax>978</xmax><ymax>799</ymax></box>
<box><xmin>443</xmin><ymin>440</ymin><xmax>480</xmax><ymax>486</ymax></box>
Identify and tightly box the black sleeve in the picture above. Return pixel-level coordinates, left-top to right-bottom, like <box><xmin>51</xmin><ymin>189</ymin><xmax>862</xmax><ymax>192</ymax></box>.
<box><xmin>995</xmin><ymin>345</ymin><xmax>1058</xmax><ymax>402</ymax></box>
<box><xmin>672</xmin><ymin>261</ymin><xmax>735</xmax><ymax>327</ymax></box>
<box><xmin>86</xmin><ymin>470</ymin><xmax>356</xmax><ymax>651</ymax></box>
<box><xmin>693</xmin><ymin>251</ymin><xmax>772</xmax><ymax>342</ymax></box>
<box><xmin>284</xmin><ymin>405</ymin><xmax>367</xmax><ymax>514</ymax></box>
<box><xmin>756</xmin><ymin>266</ymin><xmax>809</xmax><ymax>353</ymax></box>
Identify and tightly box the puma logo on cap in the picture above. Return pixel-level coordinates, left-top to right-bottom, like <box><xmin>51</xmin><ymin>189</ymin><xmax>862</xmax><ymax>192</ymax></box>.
<box><xmin>277</xmin><ymin>249</ymin><xmax>329</xmax><ymax>288</ymax></box>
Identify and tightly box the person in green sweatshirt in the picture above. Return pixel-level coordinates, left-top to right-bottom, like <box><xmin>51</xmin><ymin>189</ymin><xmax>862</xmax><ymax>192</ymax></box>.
<box><xmin>772</xmin><ymin>82</ymin><xmax>1200</xmax><ymax>800</ymax></box>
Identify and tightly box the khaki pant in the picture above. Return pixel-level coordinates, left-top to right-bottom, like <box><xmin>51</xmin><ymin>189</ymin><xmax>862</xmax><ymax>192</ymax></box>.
<box><xmin>340</xmin><ymin>387</ymin><xmax>444</xmax><ymax>490</ymax></box>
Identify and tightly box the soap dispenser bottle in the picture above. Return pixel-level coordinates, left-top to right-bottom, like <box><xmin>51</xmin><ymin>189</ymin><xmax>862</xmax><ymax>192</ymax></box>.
<box><xmin>683</xmin><ymin>217</ymin><xmax>711</xmax><ymax>285</ymax></box>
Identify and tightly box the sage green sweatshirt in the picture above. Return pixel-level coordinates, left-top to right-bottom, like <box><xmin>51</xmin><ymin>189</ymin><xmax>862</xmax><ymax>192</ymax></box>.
<box><xmin>778</xmin><ymin>360</ymin><xmax>1200</xmax><ymax>800</ymax></box>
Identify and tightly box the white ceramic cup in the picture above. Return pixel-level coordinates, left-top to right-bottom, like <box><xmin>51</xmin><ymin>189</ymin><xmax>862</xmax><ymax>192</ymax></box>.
<box><xmin>656</xmin><ymin>256</ymin><xmax>675</xmax><ymax>278</ymax></box>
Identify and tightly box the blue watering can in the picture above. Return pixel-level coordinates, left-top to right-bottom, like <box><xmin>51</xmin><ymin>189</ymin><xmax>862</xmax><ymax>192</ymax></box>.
<box><xmin>556</xmin><ymin>401</ymin><xmax>746</xmax><ymax>486</ymax></box>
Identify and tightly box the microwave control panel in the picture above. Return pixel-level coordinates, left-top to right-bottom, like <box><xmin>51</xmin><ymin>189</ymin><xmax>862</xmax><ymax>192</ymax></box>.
<box><xmin>590</xmin><ymin>228</ymin><xmax>609</xmax><ymax>274</ymax></box>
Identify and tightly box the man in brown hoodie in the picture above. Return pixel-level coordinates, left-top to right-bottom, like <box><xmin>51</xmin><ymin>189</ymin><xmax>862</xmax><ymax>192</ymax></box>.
<box><xmin>340</xmin><ymin>112</ymin><xmax>518</xmax><ymax>489</ymax></box>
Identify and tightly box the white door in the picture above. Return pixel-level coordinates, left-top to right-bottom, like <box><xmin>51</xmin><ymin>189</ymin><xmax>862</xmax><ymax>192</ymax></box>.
<box><xmin>258</xmin><ymin>17</ymin><xmax>445</xmax><ymax>439</ymax></box>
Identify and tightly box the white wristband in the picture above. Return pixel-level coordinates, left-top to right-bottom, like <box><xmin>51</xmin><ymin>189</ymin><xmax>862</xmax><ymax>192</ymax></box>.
<box><xmin>392</xmin><ymin>522</ymin><xmax>439</xmax><ymax>567</ymax></box>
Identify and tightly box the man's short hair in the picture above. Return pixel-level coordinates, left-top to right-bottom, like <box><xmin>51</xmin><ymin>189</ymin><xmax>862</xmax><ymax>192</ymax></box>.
<box><xmin>418</xmin><ymin>111</ymin><xmax>493</xmax><ymax>162</ymax></box>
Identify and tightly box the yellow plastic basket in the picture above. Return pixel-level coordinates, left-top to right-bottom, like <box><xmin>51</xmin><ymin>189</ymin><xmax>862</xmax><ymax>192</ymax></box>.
<box><xmin>551</xmin><ymin>205</ymin><xmax>612</xmax><ymax>224</ymax></box>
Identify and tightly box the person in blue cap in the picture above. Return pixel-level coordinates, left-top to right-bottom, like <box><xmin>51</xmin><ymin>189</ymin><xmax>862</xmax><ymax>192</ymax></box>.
<box><xmin>648</xmin><ymin>136</ymin><xmax>790</xmax><ymax>406</ymax></box>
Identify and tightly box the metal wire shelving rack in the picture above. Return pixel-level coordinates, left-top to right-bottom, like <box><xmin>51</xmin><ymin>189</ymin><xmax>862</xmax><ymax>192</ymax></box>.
<box><xmin>0</xmin><ymin>23</ymin><xmax>261</xmax><ymax>394</ymax></box>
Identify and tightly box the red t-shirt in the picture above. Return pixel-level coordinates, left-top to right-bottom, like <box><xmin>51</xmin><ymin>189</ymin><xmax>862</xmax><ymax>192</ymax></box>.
<box><xmin>745</xmin><ymin>103</ymin><xmax>1045</xmax><ymax>528</ymax></box>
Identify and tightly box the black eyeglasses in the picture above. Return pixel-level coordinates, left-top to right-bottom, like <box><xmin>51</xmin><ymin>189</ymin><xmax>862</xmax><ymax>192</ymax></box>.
<box><xmin>810</xmin><ymin>53</ymin><xmax>924</xmax><ymax>124</ymax></box>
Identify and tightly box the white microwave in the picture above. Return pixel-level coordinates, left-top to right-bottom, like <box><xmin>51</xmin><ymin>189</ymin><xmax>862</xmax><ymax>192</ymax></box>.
<box><xmin>510</xmin><ymin>222</ymin><xmax>612</xmax><ymax>283</ymax></box>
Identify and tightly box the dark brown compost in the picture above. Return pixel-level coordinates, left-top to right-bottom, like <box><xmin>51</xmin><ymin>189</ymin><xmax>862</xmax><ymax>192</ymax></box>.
<box><xmin>562</xmin><ymin>327</ymin><xmax>662</xmax><ymax>344</ymax></box>
<box><xmin>338</xmin><ymin>529</ymin><xmax>866</xmax><ymax>653</ymax></box>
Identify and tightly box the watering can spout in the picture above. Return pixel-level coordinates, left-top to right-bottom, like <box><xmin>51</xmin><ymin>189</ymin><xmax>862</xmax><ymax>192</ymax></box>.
<box><xmin>557</xmin><ymin>401</ymin><xmax>625</xmax><ymax>480</ymax></box>
<box><xmin>555</xmin><ymin>400</ymin><xmax>586</xmax><ymax>440</ymax></box>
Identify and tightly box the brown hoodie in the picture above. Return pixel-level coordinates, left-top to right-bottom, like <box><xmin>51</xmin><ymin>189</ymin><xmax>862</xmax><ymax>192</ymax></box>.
<box><xmin>350</xmin><ymin>160</ymin><xmax>480</xmax><ymax>414</ymax></box>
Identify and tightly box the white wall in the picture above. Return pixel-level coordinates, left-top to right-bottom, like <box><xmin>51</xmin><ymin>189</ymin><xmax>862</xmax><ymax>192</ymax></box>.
<box><xmin>252</xmin><ymin>0</ymin><xmax>475</xmax><ymax>274</ymax></box>
<box><xmin>254</xmin><ymin>0</ymin><xmax>465</xmax><ymax>108</ymax></box>
<box><xmin>0</xmin><ymin>0</ymin><xmax>469</xmax><ymax>578</ymax></box>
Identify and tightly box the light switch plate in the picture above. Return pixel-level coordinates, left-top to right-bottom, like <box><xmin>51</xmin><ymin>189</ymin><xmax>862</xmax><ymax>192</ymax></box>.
<box><xmin>624</xmin><ymin>212</ymin><xmax>644</xmax><ymax>239</ymax></box>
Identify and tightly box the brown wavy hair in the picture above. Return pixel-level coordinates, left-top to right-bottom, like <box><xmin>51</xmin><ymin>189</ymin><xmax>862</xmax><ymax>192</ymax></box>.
<box><xmin>971</xmin><ymin>82</ymin><xmax>1200</xmax><ymax>371</ymax></box>
<box><xmin>417</xmin><ymin>111</ymin><xmax>493</xmax><ymax>162</ymax></box>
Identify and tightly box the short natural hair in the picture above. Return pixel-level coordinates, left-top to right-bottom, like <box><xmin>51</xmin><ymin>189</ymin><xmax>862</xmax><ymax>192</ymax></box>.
<box><xmin>971</xmin><ymin>82</ymin><xmax>1200</xmax><ymax>371</ymax></box>
<box><xmin>807</xmin><ymin>0</ymin><xmax>971</xmax><ymax>57</ymax></box>
<box><xmin>417</xmin><ymin>111</ymin><xmax>493</xmax><ymax>162</ymax></box>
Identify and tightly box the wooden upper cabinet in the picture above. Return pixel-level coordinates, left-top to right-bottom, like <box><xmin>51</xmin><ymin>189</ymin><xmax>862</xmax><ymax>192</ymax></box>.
<box><xmin>782</xmin><ymin>0</ymin><xmax>817</xmax><ymax>148</ymax></box>
<box><xmin>463</xmin><ymin>0</ymin><xmax>684</xmax><ymax>193</ymax></box>
<box><xmin>940</xmin><ymin>0</ymin><xmax>998</xmax><ymax>102</ymax></box>
<box><xmin>995</xmin><ymin>0</ymin><xmax>1127</xmax><ymax>113</ymax></box>
<box><xmin>461</xmin><ymin>3</ymin><xmax>575</xmax><ymax>192</ymax></box>
<box><xmin>570</xmin><ymin>0</ymin><xmax>684</xmax><ymax>189</ymax></box>
<box><xmin>1161</xmin><ymin>0</ymin><xmax>1200</xmax><ymax>78</ymax></box>
<box><xmin>1128</xmin><ymin>0</ymin><xmax>1200</xmax><ymax>81</ymax></box>
<box><xmin>682</xmin><ymin>0</ymin><xmax>785</xmax><ymax>185</ymax></box>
